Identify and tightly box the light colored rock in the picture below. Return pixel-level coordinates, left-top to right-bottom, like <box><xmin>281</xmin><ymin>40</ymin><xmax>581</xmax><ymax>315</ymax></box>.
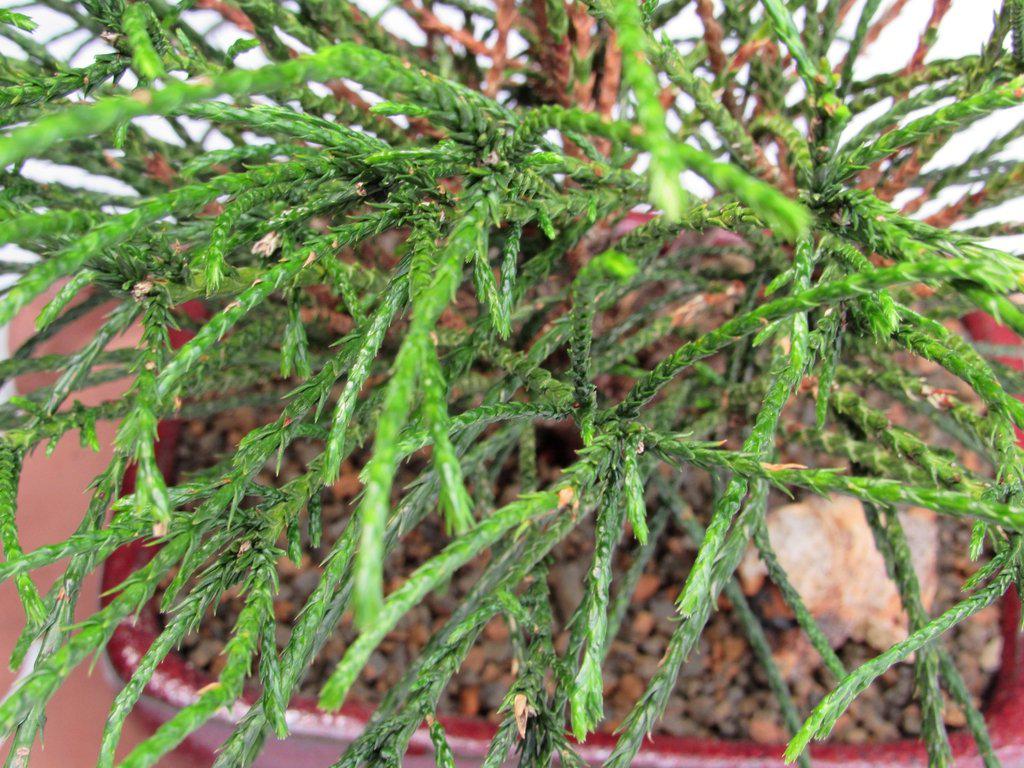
<box><xmin>737</xmin><ymin>494</ymin><xmax>938</xmax><ymax>650</ymax></box>
<box><xmin>980</xmin><ymin>635</ymin><xmax>1002</xmax><ymax>673</ymax></box>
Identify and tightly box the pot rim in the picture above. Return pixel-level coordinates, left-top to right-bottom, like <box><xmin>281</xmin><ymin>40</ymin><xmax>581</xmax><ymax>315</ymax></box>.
<box><xmin>100</xmin><ymin>310</ymin><xmax>1024</xmax><ymax>768</ymax></box>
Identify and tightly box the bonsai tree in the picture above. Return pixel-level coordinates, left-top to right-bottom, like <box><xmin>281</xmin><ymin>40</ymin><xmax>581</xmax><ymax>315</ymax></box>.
<box><xmin>1</xmin><ymin>0</ymin><xmax>1024</xmax><ymax>765</ymax></box>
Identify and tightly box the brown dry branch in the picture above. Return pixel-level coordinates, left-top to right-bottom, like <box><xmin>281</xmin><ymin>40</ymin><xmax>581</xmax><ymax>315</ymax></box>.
<box><xmin>696</xmin><ymin>0</ymin><xmax>738</xmax><ymax>116</ymax></box>
<box><xmin>905</xmin><ymin>0</ymin><xmax>953</xmax><ymax>74</ymax></box>
<box><xmin>484</xmin><ymin>0</ymin><xmax>517</xmax><ymax>97</ymax></box>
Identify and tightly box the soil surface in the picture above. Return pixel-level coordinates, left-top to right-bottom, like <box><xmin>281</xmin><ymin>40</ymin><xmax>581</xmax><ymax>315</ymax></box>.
<box><xmin>163</xmin><ymin>406</ymin><xmax>1003</xmax><ymax>745</ymax></box>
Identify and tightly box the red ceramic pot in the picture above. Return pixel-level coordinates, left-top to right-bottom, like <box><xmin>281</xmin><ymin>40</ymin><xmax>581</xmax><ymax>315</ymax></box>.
<box><xmin>102</xmin><ymin>310</ymin><xmax>1024</xmax><ymax>767</ymax></box>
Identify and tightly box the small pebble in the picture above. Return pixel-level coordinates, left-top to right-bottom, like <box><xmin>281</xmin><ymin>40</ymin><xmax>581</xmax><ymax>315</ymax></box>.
<box><xmin>631</xmin><ymin>611</ymin><xmax>656</xmax><ymax>638</ymax></box>
<box><xmin>463</xmin><ymin>646</ymin><xmax>486</xmax><ymax>675</ymax></box>
<box><xmin>979</xmin><ymin>636</ymin><xmax>1002</xmax><ymax>673</ymax></box>
<box><xmin>748</xmin><ymin>714</ymin><xmax>786</xmax><ymax>744</ymax></box>
<box><xmin>459</xmin><ymin>686</ymin><xmax>480</xmax><ymax>716</ymax></box>
<box><xmin>483</xmin><ymin>618</ymin><xmax>509</xmax><ymax>642</ymax></box>
<box><xmin>631</xmin><ymin>573</ymin><xmax>661</xmax><ymax>604</ymax></box>
<box><xmin>617</xmin><ymin>673</ymin><xmax>645</xmax><ymax>701</ymax></box>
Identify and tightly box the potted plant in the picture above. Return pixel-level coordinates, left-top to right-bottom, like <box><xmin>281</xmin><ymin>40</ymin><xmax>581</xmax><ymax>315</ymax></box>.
<box><xmin>4</xmin><ymin>0</ymin><xmax>1024</xmax><ymax>766</ymax></box>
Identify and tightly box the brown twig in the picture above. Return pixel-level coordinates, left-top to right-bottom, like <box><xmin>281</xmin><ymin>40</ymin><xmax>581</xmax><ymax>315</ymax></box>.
<box><xmin>570</xmin><ymin>2</ymin><xmax>596</xmax><ymax>111</ymax></box>
<box><xmin>327</xmin><ymin>79</ymin><xmax>373</xmax><ymax>111</ymax></box>
<box><xmin>899</xmin><ymin>189</ymin><xmax>931</xmax><ymax>216</ymax></box>
<box><xmin>484</xmin><ymin>0</ymin><xmax>517</xmax><ymax>97</ymax></box>
<box><xmin>730</xmin><ymin>39</ymin><xmax>774</xmax><ymax>72</ymax></box>
<box><xmin>835</xmin><ymin>0</ymin><xmax>861</xmax><ymax>25</ymax></box>
<box><xmin>597</xmin><ymin>30</ymin><xmax>622</xmax><ymax>118</ymax></box>
<box><xmin>402</xmin><ymin>0</ymin><xmax>495</xmax><ymax>57</ymax></box>
<box><xmin>876</xmin><ymin>151</ymin><xmax>922</xmax><ymax>202</ymax></box>
<box><xmin>195</xmin><ymin>0</ymin><xmax>254</xmax><ymax>32</ymax></box>
<box><xmin>696</xmin><ymin>0</ymin><xmax>738</xmax><ymax>116</ymax></box>
<box><xmin>904</xmin><ymin>0</ymin><xmax>952</xmax><ymax>74</ymax></box>
<box><xmin>529</xmin><ymin>0</ymin><xmax>573</xmax><ymax>105</ymax></box>
<box><xmin>923</xmin><ymin>194</ymin><xmax>973</xmax><ymax>228</ymax></box>
<box><xmin>144</xmin><ymin>153</ymin><xmax>177</xmax><ymax>187</ymax></box>
<box><xmin>861</xmin><ymin>0</ymin><xmax>913</xmax><ymax>56</ymax></box>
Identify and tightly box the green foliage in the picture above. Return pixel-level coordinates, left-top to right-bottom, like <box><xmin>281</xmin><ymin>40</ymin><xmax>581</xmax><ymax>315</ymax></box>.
<box><xmin>2</xmin><ymin>1</ymin><xmax>1024</xmax><ymax>767</ymax></box>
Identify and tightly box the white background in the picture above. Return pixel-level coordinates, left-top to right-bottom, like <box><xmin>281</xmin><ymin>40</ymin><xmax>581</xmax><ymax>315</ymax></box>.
<box><xmin>0</xmin><ymin>0</ymin><xmax>1022</xmax><ymax>330</ymax></box>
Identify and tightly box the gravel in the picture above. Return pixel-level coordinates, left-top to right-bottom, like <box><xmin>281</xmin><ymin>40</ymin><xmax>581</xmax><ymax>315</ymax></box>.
<box><xmin>165</xmin><ymin>406</ymin><xmax>1003</xmax><ymax>744</ymax></box>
